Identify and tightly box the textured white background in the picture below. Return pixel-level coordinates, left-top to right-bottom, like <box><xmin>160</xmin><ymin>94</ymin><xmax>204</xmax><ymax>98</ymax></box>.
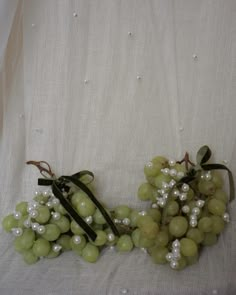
<box><xmin>0</xmin><ymin>0</ymin><xmax>236</xmax><ymax>294</ymax></box>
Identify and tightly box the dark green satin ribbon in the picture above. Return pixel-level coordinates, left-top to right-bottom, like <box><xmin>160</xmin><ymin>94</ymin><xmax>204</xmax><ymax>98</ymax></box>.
<box><xmin>38</xmin><ymin>171</ymin><xmax>119</xmax><ymax>241</ymax></box>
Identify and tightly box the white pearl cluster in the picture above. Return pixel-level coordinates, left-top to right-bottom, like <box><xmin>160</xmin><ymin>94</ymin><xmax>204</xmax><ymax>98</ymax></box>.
<box><xmin>166</xmin><ymin>239</ymin><xmax>181</xmax><ymax>269</ymax></box>
<box><xmin>161</xmin><ymin>160</ymin><xmax>185</xmax><ymax>180</ymax></box>
<box><xmin>188</xmin><ymin>201</ymin><xmax>204</xmax><ymax>227</ymax></box>
<box><xmin>200</xmin><ymin>171</ymin><xmax>212</xmax><ymax>181</ymax></box>
<box><xmin>113</xmin><ymin>217</ymin><xmax>131</xmax><ymax>226</ymax></box>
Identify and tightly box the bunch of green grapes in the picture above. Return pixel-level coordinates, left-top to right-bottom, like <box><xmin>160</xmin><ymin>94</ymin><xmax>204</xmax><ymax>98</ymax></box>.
<box><xmin>137</xmin><ymin>156</ymin><xmax>230</xmax><ymax>270</ymax></box>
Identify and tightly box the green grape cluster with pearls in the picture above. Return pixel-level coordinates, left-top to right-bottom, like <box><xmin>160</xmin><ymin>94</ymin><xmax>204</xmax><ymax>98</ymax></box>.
<box><xmin>1</xmin><ymin>147</ymin><xmax>232</xmax><ymax>270</ymax></box>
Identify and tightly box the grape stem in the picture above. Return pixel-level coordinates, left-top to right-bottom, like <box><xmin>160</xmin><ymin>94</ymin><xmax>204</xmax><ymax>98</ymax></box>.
<box><xmin>26</xmin><ymin>160</ymin><xmax>55</xmax><ymax>178</ymax></box>
<box><xmin>177</xmin><ymin>152</ymin><xmax>195</xmax><ymax>171</ymax></box>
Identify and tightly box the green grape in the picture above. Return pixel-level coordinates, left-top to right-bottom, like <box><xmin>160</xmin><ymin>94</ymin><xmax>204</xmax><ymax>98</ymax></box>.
<box><xmin>155</xmin><ymin>231</ymin><xmax>169</xmax><ymax>247</ymax></box>
<box><xmin>114</xmin><ymin>205</ymin><xmax>131</xmax><ymax>219</ymax></box>
<box><xmin>23</xmin><ymin>250</ymin><xmax>39</xmax><ymax>264</ymax></box>
<box><xmin>154</xmin><ymin>174</ymin><xmax>171</xmax><ymax>189</ymax></box>
<box><xmin>186</xmin><ymin>189</ymin><xmax>194</xmax><ymax>201</ymax></box>
<box><xmin>137</xmin><ymin>215</ymin><xmax>153</xmax><ymax>228</ymax></box>
<box><xmin>71</xmin><ymin>220</ymin><xmax>85</xmax><ymax>235</ymax></box>
<box><xmin>208</xmin><ymin>199</ymin><xmax>226</xmax><ymax>216</ymax></box>
<box><xmin>32</xmin><ymin>238</ymin><xmax>51</xmax><ymax>257</ymax></box>
<box><xmin>16</xmin><ymin>202</ymin><xmax>28</xmax><ymax>215</ymax></box>
<box><xmin>187</xmin><ymin>200</ymin><xmax>197</xmax><ymax>212</ymax></box>
<box><xmin>198</xmin><ymin>217</ymin><xmax>212</xmax><ymax>232</ymax></box>
<box><xmin>2</xmin><ymin>214</ymin><xmax>18</xmax><ymax>232</ymax></box>
<box><xmin>104</xmin><ymin>228</ymin><xmax>118</xmax><ymax>246</ymax></box>
<box><xmin>17</xmin><ymin>215</ymin><xmax>28</xmax><ymax>229</ymax></box>
<box><xmin>92</xmin><ymin>224</ymin><xmax>103</xmax><ymax>230</ymax></box>
<box><xmin>140</xmin><ymin>222</ymin><xmax>159</xmax><ymax>240</ymax></box>
<box><xmin>139</xmin><ymin>235</ymin><xmax>155</xmax><ymax>248</ymax></box>
<box><xmin>176</xmin><ymin>256</ymin><xmax>187</xmax><ymax>270</ymax></box>
<box><xmin>93</xmin><ymin>209</ymin><xmax>106</xmax><ymax>225</ymax></box>
<box><xmin>54</xmin><ymin>204</ymin><xmax>67</xmax><ymax>215</ymax></box>
<box><xmin>180</xmin><ymin>238</ymin><xmax>198</xmax><ymax>257</ymax></box>
<box><xmin>210</xmin><ymin>215</ymin><xmax>225</xmax><ymax>234</ymax></box>
<box><xmin>145</xmin><ymin>175</ymin><xmax>156</xmax><ymax>186</ymax></box>
<box><xmin>150</xmin><ymin>246</ymin><xmax>168</xmax><ymax>264</ymax></box>
<box><xmin>14</xmin><ymin>238</ymin><xmax>27</xmax><ymax>253</ymax></box>
<box><xmin>151</xmin><ymin>156</ymin><xmax>168</xmax><ymax>168</ymax></box>
<box><xmin>131</xmin><ymin>228</ymin><xmax>141</xmax><ymax>247</ymax></box>
<box><xmin>82</xmin><ymin>243</ymin><xmax>99</xmax><ymax>263</ymax></box>
<box><xmin>71</xmin><ymin>191</ymin><xmax>87</xmax><ymax>207</ymax></box>
<box><xmin>198</xmin><ymin>180</ymin><xmax>216</xmax><ymax>195</ymax></box>
<box><xmin>202</xmin><ymin>232</ymin><xmax>217</xmax><ymax>246</ymax></box>
<box><xmin>169</xmin><ymin>216</ymin><xmax>188</xmax><ymax>237</ymax></box>
<box><xmin>213</xmin><ymin>189</ymin><xmax>228</xmax><ymax>204</ymax></box>
<box><xmin>50</xmin><ymin>216</ymin><xmax>70</xmax><ymax>233</ymax></box>
<box><xmin>35</xmin><ymin>206</ymin><xmax>50</xmax><ymax>224</ymax></box>
<box><xmin>147</xmin><ymin>208</ymin><xmax>161</xmax><ymax>223</ymax></box>
<box><xmin>130</xmin><ymin>210</ymin><xmax>140</xmax><ymax>227</ymax></box>
<box><xmin>166</xmin><ymin>201</ymin><xmax>179</xmax><ymax>216</ymax></box>
<box><xmin>138</xmin><ymin>183</ymin><xmax>153</xmax><ymax>201</ymax></box>
<box><xmin>15</xmin><ymin>229</ymin><xmax>35</xmax><ymax>250</ymax></box>
<box><xmin>42</xmin><ymin>224</ymin><xmax>61</xmax><ymax>241</ymax></box>
<box><xmin>91</xmin><ymin>230</ymin><xmax>107</xmax><ymax>246</ymax></box>
<box><xmin>173</xmin><ymin>163</ymin><xmax>186</xmax><ymax>174</ymax></box>
<box><xmin>211</xmin><ymin>171</ymin><xmax>223</xmax><ymax>189</ymax></box>
<box><xmin>57</xmin><ymin>235</ymin><xmax>72</xmax><ymax>251</ymax></box>
<box><xmin>144</xmin><ymin>162</ymin><xmax>162</xmax><ymax>177</ymax></box>
<box><xmin>76</xmin><ymin>197</ymin><xmax>96</xmax><ymax>217</ymax></box>
<box><xmin>116</xmin><ymin>235</ymin><xmax>133</xmax><ymax>252</ymax></box>
<box><xmin>70</xmin><ymin>235</ymin><xmax>86</xmax><ymax>252</ymax></box>
<box><xmin>186</xmin><ymin>253</ymin><xmax>199</xmax><ymax>265</ymax></box>
<box><xmin>186</xmin><ymin>228</ymin><xmax>204</xmax><ymax>244</ymax></box>
<box><xmin>47</xmin><ymin>249</ymin><xmax>60</xmax><ymax>259</ymax></box>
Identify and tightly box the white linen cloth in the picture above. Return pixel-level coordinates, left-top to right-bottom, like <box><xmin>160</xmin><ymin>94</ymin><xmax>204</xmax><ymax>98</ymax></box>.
<box><xmin>0</xmin><ymin>1</ymin><xmax>236</xmax><ymax>294</ymax></box>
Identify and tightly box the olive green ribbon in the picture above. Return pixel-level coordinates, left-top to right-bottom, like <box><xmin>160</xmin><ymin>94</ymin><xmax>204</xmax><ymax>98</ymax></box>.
<box><xmin>38</xmin><ymin>171</ymin><xmax>120</xmax><ymax>241</ymax></box>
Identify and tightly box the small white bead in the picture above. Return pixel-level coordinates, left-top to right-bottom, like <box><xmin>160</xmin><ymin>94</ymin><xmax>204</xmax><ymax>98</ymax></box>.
<box><xmin>170</xmin><ymin>260</ymin><xmax>179</xmax><ymax>269</ymax></box>
<box><xmin>120</xmin><ymin>288</ymin><xmax>129</xmax><ymax>294</ymax></box>
<box><xmin>46</xmin><ymin>201</ymin><xmax>53</xmax><ymax>208</ymax></box>
<box><xmin>31</xmin><ymin>223</ymin><xmax>39</xmax><ymax>231</ymax></box>
<box><xmin>172</xmin><ymin>189</ymin><xmax>180</xmax><ymax>197</ymax></box>
<box><xmin>12</xmin><ymin>228</ymin><xmax>23</xmax><ymax>237</ymax></box>
<box><xmin>179</xmin><ymin>193</ymin><xmax>187</xmax><ymax>201</ymax></box>
<box><xmin>192</xmin><ymin>207</ymin><xmax>200</xmax><ymax>216</ymax></box>
<box><xmin>158</xmin><ymin>199</ymin><xmax>166</xmax><ymax>208</ymax></box>
<box><xmin>223</xmin><ymin>212</ymin><xmax>230</xmax><ymax>222</ymax></box>
<box><xmin>222</xmin><ymin>160</ymin><xmax>228</xmax><ymax>165</ymax></box>
<box><xmin>177</xmin><ymin>171</ymin><xmax>185</xmax><ymax>179</ymax></box>
<box><xmin>190</xmin><ymin>214</ymin><xmax>197</xmax><ymax>220</ymax></box>
<box><xmin>162</xmin><ymin>168</ymin><xmax>170</xmax><ymax>175</ymax></box>
<box><xmin>123</xmin><ymin>218</ymin><xmax>131</xmax><ymax>226</ymax></box>
<box><xmin>192</xmin><ymin>54</ymin><xmax>198</xmax><ymax>60</ymax></box>
<box><xmin>196</xmin><ymin>200</ymin><xmax>205</xmax><ymax>208</ymax></box>
<box><xmin>37</xmin><ymin>225</ymin><xmax>46</xmax><ymax>234</ymax></box>
<box><xmin>139</xmin><ymin>211</ymin><xmax>147</xmax><ymax>216</ymax></box>
<box><xmin>114</xmin><ymin>218</ymin><xmax>121</xmax><ymax>224</ymax></box>
<box><xmin>34</xmin><ymin>191</ymin><xmax>41</xmax><ymax>196</ymax></box>
<box><xmin>182</xmin><ymin>205</ymin><xmax>190</xmax><ymax>214</ymax></box>
<box><xmin>73</xmin><ymin>12</ymin><xmax>78</xmax><ymax>17</ymax></box>
<box><xmin>52</xmin><ymin>198</ymin><xmax>60</xmax><ymax>206</ymax></box>
<box><xmin>52</xmin><ymin>244</ymin><xmax>62</xmax><ymax>252</ymax></box>
<box><xmin>27</xmin><ymin>205</ymin><xmax>33</xmax><ymax>213</ymax></box>
<box><xmin>159</xmin><ymin>189</ymin><xmax>166</xmax><ymax>195</ymax></box>
<box><xmin>162</xmin><ymin>193</ymin><xmax>169</xmax><ymax>200</ymax></box>
<box><xmin>172</xmin><ymin>247</ymin><xmax>180</xmax><ymax>255</ymax></box>
<box><xmin>145</xmin><ymin>161</ymin><xmax>153</xmax><ymax>168</ymax></box>
<box><xmin>13</xmin><ymin>211</ymin><xmax>22</xmax><ymax>220</ymax></box>
<box><xmin>168</xmin><ymin>159</ymin><xmax>176</xmax><ymax>167</ymax></box>
<box><xmin>85</xmin><ymin>216</ymin><xmax>93</xmax><ymax>224</ymax></box>
<box><xmin>151</xmin><ymin>203</ymin><xmax>158</xmax><ymax>209</ymax></box>
<box><xmin>32</xmin><ymin>201</ymin><xmax>39</xmax><ymax>209</ymax></box>
<box><xmin>182</xmin><ymin>183</ymin><xmax>189</xmax><ymax>192</ymax></box>
<box><xmin>141</xmin><ymin>247</ymin><xmax>147</xmax><ymax>253</ymax></box>
<box><xmin>166</xmin><ymin>252</ymin><xmax>173</xmax><ymax>262</ymax></box>
<box><xmin>169</xmin><ymin>179</ymin><xmax>176</xmax><ymax>188</ymax></box>
<box><xmin>73</xmin><ymin>235</ymin><xmax>82</xmax><ymax>244</ymax></box>
<box><xmin>23</xmin><ymin>219</ymin><xmax>31</xmax><ymax>228</ymax></box>
<box><xmin>172</xmin><ymin>251</ymin><xmax>181</xmax><ymax>260</ymax></box>
<box><xmin>136</xmin><ymin>75</ymin><xmax>141</xmax><ymax>80</ymax></box>
<box><xmin>109</xmin><ymin>245</ymin><xmax>115</xmax><ymax>250</ymax></box>
<box><xmin>169</xmin><ymin>169</ymin><xmax>177</xmax><ymax>177</ymax></box>
<box><xmin>84</xmin><ymin>79</ymin><xmax>89</xmax><ymax>84</ymax></box>
<box><xmin>29</xmin><ymin>209</ymin><xmax>39</xmax><ymax>218</ymax></box>
<box><xmin>162</xmin><ymin>182</ymin><xmax>169</xmax><ymax>189</ymax></box>
<box><xmin>128</xmin><ymin>31</ymin><xmax>132</xmax><ymax>36</ymax></box>
<box><xmin>52</xmin><ymin>212</ymin><xmax>61</xmax><ymax>220</ymax></box>
<box><xmin>179</xmin><ymin>126</ymin><xmax>184</xmax><ymax>131</ymax></box>
<box><xmin>205</xmin><ymin>171</ymin><xmax>212</xmax><ymax>181</ymax></box>
<box><xmin>190</xmin><ymin>219</ymin><xmax>197</xmax><ymax>227</ymax></box>
<box><xmin>172</xmin><ymin>239</ymin><xmax>180</xmax><ymax>249</ymax></box>
<box><xmin>43</xmin><ymin>191</ymin><xmax>49</xmax><ymax>197</ymax></box>
<box><xmin>107</xmin><ymin>233</ymin><xmax>115</xmax><ymax>242</ymax></box>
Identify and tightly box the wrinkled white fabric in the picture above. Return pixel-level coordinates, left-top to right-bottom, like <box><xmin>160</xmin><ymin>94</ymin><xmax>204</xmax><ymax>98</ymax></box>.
<box><xmin>0</xmin><ymin>0</ymin><xmax>236</xmax><ymax>294</ymax></box>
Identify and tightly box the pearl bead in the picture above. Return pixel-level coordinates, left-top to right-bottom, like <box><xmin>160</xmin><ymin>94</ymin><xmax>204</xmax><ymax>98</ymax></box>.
<box><xmin>192</xmin><ymin>54</ymin><xmax>198</xmax><ymax>60</ymax></box>
<box><xmin>172</xmin><ymin>239</ymin><xmax>180</xmax><ymax>249</ymax></box>
<box><xmin>73</xmin><ymin>235</ymin><xmax>82</xmax><ymax>244</ymax></box>
<box><xmin>52</xmin><ymin>244</ymin><xmax>62</xmax><ymax>252</ymax></box>
<box><xmin>190</xmin><ymin>219</ymin><xmax>197</xmax><ymax>227</ymax></box>
<box><xmin>27</xmin><ymin>205</ymin><xmax>34</xmax><ymax>213</ymax></box>
<box><xmin>23</xmin><ymin>219</ymin><xmax>31</xmax><ymax>228</ymax></box>
<box><xmin>128</xmin><ymin>31</ymin><xmax>132</xmax><ymax>36</ymax></box>
<box><xmin>205</xmin><ymin>171</ymin><xmax>212</xmax><ymax>181</ymax></box>
<box><xmin>196</xmin><ymin>200</ymin><xmax>205</xmax><ymax>208</ymax></box>
<box><xmin>166</xmin><ymin>253</ymin><xmax>173</xmax><ymax>262</ymax></box>
<box><xmin>192</xmin><ymin>207</ymin><xmax>200</xmax><ymax>216</ymax></box>
<box><xmin>145</xmin><ymin>161</ymin><xmax>153</xmax><ymax>168</ymax></box>
<box><xmin>168</xmin><ymin>159</ymin><xmax>176</xmax><ymax>167</ymax></box>
<box><xmin>136</xmin><ymin>75</ymin><xmax>141</xmax><ymax>80</ymax></box>
<box><xmin>159</xmin><ymin>189</ymin><xmax>166</xmax><ymax>195</ymax></box>
<box><xmin>182</xmin><ymin>205</ymin><xmax>190</xmax><ymax>214</ymax></box>
<box><xmin>182</xmin><ymin>183</ymin><xmax>189</xmax><ymax>192</ymax></box>
<box><xmin>169</xmin><ymin>169</ymin><xmax>177</xmax><ymax>177</ymax></box>
<box><xmin>120</xmin><ymin>288</ymin><xmax>128</xmax><ymax>294</ymax></box>
<box><xmin>141</xmin><ymin>247</ymin><xmax>147</xmax><ymax>253</ymax></box>
<box><xmin>222</xmin><ymin>160</ymin><xmax>228</xmax><ymax>164</ymax></box>
<box><xmin>29</xmin><ymin>210</ymin><xmax>39</xmax><ymax>218</ymax></box>
<box><xmin>84</xmin><ymin>79</ymin><xmax>89</xmax><ymax>84</ymax></box>
<box><xmin>177</xmin><ymin>171</ymin><xmax>185</xmax><ymax>179</ymax></box>
<box><xmin>12</xmin><ymin>228</ymin><xmax>23</xmax><ymax>237</ymax></box>
<box><xmin>179</xmin><ymin>193</ymin><xmax>187</xmax><ymax>201</ymax></box>
<box><xmin>172</xmin><ymin>189</ymin><xmax>180</xmax><ymax>197</ymax></box>
<box><xmin>114</xmin><ymin>218</ymin><xmax>121</xmax><ymax>224</ymax></box>
<box><xmin>37</xmin><ymin>225</ymin><xmax>46</xmax><ymax>234</ymax></box>
<box><xmin>158</xmin><ymin>199</ymin><xmax>166</xmax><ymax>207</ymax></box>
<box><xmin>190</xmin><ymin>214</ymin><xmax>197</xmax><ymax>220</ymax></box>
<box><xmin>151</xmin><ymin>203</ymin><xmax>158</xmax><ymax>209</ymax></box>
<box><xmin>31</xmin><ymin>223</ymin><xmax>39</xmax><ymax>231</ymax></box>
<box><xmin>13</xmin><ymin>211</ymin><xmax>22</xmax><ymax>220</ymax></box>
<box><xmin>169</xmin><ymin>179</ymin><xmax>176</xmax><ymax>188</ymax></box>
<box><xmin>34</xmin><ymin>191</ymin><xmax>40</xmax><ymax>196</ymax></box>
<box><xmin>223</xmin><ymin>212</ymin><xmax>230</xmax><ymax>222</ymax></box>
<box><xmin>73</xmin><ymin>12</ymin><xmax>78</xmax><ymax>17</ymax></box>
<box><xmin>43</xmin><ymin>191</ymin><xmax>49</xmax><ymax>197</ymax></box>
<box><xmin>109</xmin><ymin>245</ymin><xmax>115</xmax><ymax>250</ymax></box>
<box><xmin>123</xmin><ymin>218</ymin><xmax>131</xmax><ymax>226</ymax></box>
<box><xmin>162</xmin><ymin>193</ymin><xmax>169</xmax><ymax>200</ymax></box>
<box><xmin>170</xmin><ymin>260</ymin><xmax>179</xmax><ymax>269</ymax></box>
<box><xmin>107</xmin><ymin>233</ymin><xmax>115</xmax><ymax>242</ymax></box>
<box><xmin>85</xmin><ymin>216</ymin><xmax>93</xmax><ymax>224</ymax></box>
<box><xmin>52</xmin><ymin>198</ymin><xmax>60</xmax><ymax>206</ymax></box>
<box><xmin>162</xmin><ymin>182</ymin><xmax>169</xmax><ymax>189</ymax></box>
<box><xmin>52</xmin><ymin>212</ymin><xmax>61</xmax><ymax>220</ymax></box>
<box><xmin>139</xmin><ymin>211</ymin><xmax>147</xmax><ymax>216</ymax></box>
<box><xmin>32</xmin><ymin>201</ymin><xmax>39</xmax><ymax>209</ymax></box>
<box><xmin>46</xmin><ymin>201</ymin><xmax>53</xmax><ymax>208</ymax></box>
<box><xmin>172</xmin><ymin>247</ymin><xmax>180</xmax><ymax>255</ymax></box>
<box><xmin>162</xmin><ymin>168</ymin><xmax>170</xmax><ymax>175</ymax></box>
<box><xmin>172</xmin><ymin>252</ymin><xmax>181</xmax><ymax>260</ymax></box>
